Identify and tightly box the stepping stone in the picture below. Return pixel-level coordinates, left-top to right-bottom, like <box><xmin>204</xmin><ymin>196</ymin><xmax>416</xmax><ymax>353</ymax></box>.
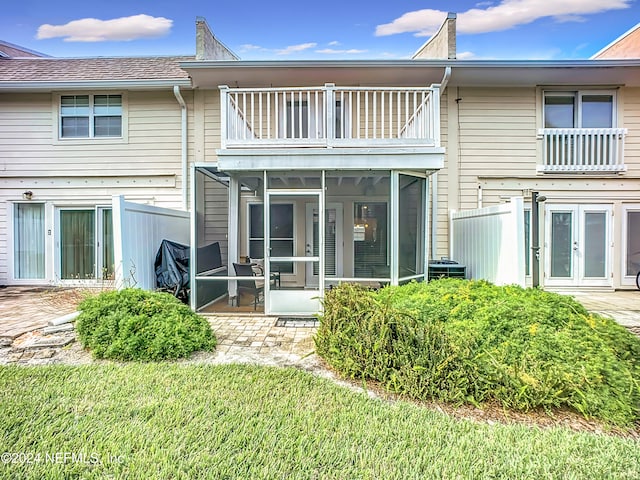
<box><xmin>15</xmin><ymin>334</ymin><xmax>75</xmax><ymax>351</ymax></box>
<box><xmin>42</xmin><ymin>324</ymin><xmax>74</xmax><ymax>334</ymax></box>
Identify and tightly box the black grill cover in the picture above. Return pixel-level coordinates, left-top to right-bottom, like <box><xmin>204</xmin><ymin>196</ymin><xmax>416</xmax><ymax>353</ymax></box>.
<box><xmin>154</xmin><ymin>239</ymin><xmax>190</xmax><ymax>296</ymax></box>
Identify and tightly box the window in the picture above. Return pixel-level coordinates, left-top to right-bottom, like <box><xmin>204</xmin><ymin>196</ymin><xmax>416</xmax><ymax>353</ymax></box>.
<box><xmin>544</xmin><ymin>91</ymin><xmax>614</xmax><ymax>128</ymax></box>
<box><xmin>248</xmin><ymin>203</ymin><xmax>294</xmax><ymax>274</ymax></box>
<box><xmin>60</xmin><ymin>94</ymin><xmax>122</xmax><ymax>138</ymax></box>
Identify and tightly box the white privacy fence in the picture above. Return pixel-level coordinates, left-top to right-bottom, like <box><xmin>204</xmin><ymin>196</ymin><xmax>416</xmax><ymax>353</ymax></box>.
<box><xmin>451</xmin><ymin>197</ymin><xmax>525</xmax><ymax>286</ymax></box>
<box><xmin>112</xmin><ymin>196</ymin><xmax>189</xmax><ymax>290</ymax></box>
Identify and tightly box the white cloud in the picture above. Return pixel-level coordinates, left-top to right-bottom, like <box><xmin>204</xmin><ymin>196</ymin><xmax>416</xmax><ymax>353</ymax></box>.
<box><xmin>37</xmin><ymin>14</ymin><xmax>172</xmax><ymax>42</ymax></box>
<box><xmin>276</xmin><ymin>42</ymin><xmax>317</xmax><ymax>55</ymax></box>
<box><xmin>239</xmin><ymin>44</ymin><xmax>264</xmax><ymax>51</ymax></box>
<box><xmin>457</xmin><ymin>51</ymin><xmax>476</xmax><ymax>59</ymax></box>
<box><xmin>328</xmin><ymin>40</ymin><xmax>340</xmax><ymax>46</ymax></box>
<box><xmin>316</xmin><ymin>48</ymin><xmax>367</xmax><ymax>54</ymax></box>
<box><xmin>375</xmin><ymin>0</ymin><xmax>631</xmax><ymax>37</ymax></box>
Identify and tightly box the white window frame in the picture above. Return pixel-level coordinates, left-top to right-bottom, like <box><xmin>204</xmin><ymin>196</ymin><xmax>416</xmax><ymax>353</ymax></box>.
<box><xmin>542</xmin><ymin>89</ymin><xmax>617</xmax><ymax>129</ymax></box>
<box><xmin>52</xmin><ymin>92</ymin><xmax>128</xmax><ymax>144</ymax></box>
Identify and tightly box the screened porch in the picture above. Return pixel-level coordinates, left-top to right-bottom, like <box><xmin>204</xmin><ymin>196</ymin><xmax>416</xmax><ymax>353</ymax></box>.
<box><xmin>190</xmin><ymin>168</ymin><xmax>434</xmax><ymax>316</ymax></box>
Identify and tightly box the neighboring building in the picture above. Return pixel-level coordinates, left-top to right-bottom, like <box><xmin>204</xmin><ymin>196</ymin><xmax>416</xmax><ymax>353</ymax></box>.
<box><xmin>0</xmin><ymin>40</ymin><xmax>48</xmax><ymax>59</ymax></box>
<box><xmin>0</xmin><ymin>19</ymin><xmax>235</xmax><ymax>288</ymax></box>
<box><xmin>2</xmin><ymin>17</ymin><xmax>640</xmax><ymax>316</ymax></box>
<box><xmin>592</xmin><ymin>23</ymin><xmax>640</xmax><ymax>59</ymax></box>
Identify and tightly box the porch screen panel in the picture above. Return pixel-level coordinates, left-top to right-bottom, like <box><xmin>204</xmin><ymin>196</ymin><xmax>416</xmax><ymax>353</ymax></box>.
<box><xmin>14</xmin><ymin>203</ymin><xmax>45</xmax><ymax>279</ymax></box>
<box><xmin>60</xmin><ymin>210</ymin><xmax>95</xmax><ymax>279</ymax></box>
<box><xmin>354</xmin><ymin>202</ymin><xmax>388</xmax><ymax>278</ymax></box>
<box><xmin>249</xmin><ymin>203</ymin><xmax>294</xmax><ymax>274</ymax></box>
<box><xmin>399</xmin><ymin>175</ymin><xmax>425</xmax><ymax>278</ymax></box>
<box><xmin>626</xmin><ymin>211</ymin><xmax>640</xmax><ymax>276</ymax></box>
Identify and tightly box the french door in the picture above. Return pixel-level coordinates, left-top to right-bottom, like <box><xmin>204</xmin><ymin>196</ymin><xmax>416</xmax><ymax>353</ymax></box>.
<box><xmin>544</xmin><ymin>204</ymin><xmax>612</xmax><ymax>287</ymax></box>
<box><xmin>305</xmin><ymin>203</ymin><xmax>343</xmax><ymax>287</ymax></box>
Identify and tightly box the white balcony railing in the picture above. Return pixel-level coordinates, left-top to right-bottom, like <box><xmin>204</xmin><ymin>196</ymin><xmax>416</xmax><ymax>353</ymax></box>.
<box><xmin>538</xmin><ymin>128</ymin><xmax>627</xmax><ymax>173</ymax></box>
<box><xmin>220</xmin><ymin>83</ymin><xmax>440</xmax><ymax>149</ymax></box>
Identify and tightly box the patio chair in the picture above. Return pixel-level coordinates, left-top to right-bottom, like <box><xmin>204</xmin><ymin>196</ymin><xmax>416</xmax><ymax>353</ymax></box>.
<box><xmin>233</xmin><ymin>262</ymin><xmax>264</xmax><ymax>310</ymax></box>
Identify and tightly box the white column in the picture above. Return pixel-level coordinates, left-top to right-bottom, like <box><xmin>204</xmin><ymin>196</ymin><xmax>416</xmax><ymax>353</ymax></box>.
<box><xmin>227</xmin><ymin>174</ymin><xmax>240</xmax><ymax>300</ymax></box>
<box><xmin>390</xmin><ymin>171</ymin><xmax>399</xmax><ymax>286</ymax></box>
<box><xmin>189</xmin><ymin>166</ymin><xmax>197</xmax><ymax>310</ymax></box>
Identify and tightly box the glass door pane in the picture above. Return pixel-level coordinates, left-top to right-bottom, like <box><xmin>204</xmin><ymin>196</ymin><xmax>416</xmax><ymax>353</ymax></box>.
<box><xmin>626</xmin><ymin>211</ymin><xmax>640</xmax><ymax>276</ymax></box>
<box><xmin>550</xmin><ymin>212</ymin><xmax>573</xmax><ymax>278</ymax></box>
<box><xmin>583</xmin><ymin>212</ymin><xmax>606</xmax><ymax>277</ymax></box>
<box><xmin>14</xmin><ymin>203</ymin><xmax>45</xmax><ymax>279</ymax></box>
<box><xmin>306</xmin><ymin>204</ymin><xmax>341</xmax><ymax>286</ymax></box>
<box><xmin>100</xmin><ymin>208</ymin><xmax>114</xmax><ymax>279</ymax></box>
<box><xmin>60</xmin><ymin>210</ymin><xmax>95</xmax><ymax>279</ymax></box>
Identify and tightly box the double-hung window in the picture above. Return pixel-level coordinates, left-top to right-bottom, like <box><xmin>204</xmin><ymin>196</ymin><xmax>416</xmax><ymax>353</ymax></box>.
<box><xmin>60</xmin><ymin>94</ymin><xmax>122</xmax><ymax>138</ymax></box>
<box><xmin>544</xmin><ymin>91</ymin><xmax>615</xmax><ymax>129</ymax></box>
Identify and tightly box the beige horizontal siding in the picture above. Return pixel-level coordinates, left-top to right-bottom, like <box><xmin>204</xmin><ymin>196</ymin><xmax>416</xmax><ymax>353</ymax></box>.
<box><xmin>623</xmin><ymin>87</ymin><xmax>640</xmax><ymax>176</ymax></box>
<box><xmin>0</xmin><ymin>91</ymin><xmax>192</xmax><ymax>178</ymax></box>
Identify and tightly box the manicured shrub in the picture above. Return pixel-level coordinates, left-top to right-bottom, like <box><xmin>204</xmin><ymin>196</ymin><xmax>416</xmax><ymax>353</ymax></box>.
<box><xmin>76</xmin><ymin>288</ymin><xmax>216</xmax><ymax>361</ymax></box>
<box><xmin>315</xmin><ymin>279</ymin><xmax>640</xmax><ymax>426</ymax></box>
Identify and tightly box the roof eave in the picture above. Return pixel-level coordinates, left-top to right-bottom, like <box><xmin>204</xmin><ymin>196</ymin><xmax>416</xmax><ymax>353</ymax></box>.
<box><xmin>0</xmin><ymin>79</ymin><xmax>192</xmax><ymax>92</ymax></box>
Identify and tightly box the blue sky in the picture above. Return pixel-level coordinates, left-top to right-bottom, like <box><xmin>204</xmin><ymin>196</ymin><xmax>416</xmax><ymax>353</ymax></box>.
<box><xmin>3</xmin><ymin>0</ymin><xmax>639</xmax><ymax>59</ymax></box>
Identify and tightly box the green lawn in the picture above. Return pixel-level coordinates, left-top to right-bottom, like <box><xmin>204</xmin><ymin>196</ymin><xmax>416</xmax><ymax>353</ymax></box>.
<box><xmin>1</xmin><ymin>364</ymin><xmax>638</xmax><ymax>480</ymax></box>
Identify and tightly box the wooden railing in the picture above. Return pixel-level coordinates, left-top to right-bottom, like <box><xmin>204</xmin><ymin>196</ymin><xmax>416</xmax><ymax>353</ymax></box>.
<box><xmin>220</xmin><ymin>84</ymin><xmax>440</xmax><ymax>149</ymax></box>
<box><xmin>538</xmin><ymin>128</ymin><xmax>627</xmax><ymax>173</ymax></box>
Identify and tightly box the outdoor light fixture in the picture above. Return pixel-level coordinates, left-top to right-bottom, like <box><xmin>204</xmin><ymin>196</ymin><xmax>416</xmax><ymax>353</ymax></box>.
<box><xmin>536</xmin><ymin>195</ymin><xmax>547</xmax><ymax>203</ymax></box>
<box><xmin>22</xmin><ymin>191</ymin><xmax>33</xmax><ymax>200</ymax></box>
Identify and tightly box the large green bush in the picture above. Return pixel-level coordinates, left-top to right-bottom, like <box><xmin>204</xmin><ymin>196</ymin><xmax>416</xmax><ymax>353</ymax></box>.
<box><xmin>315</xmin><ymin>279</ymin><xmax>640</xmax><ymax>426</ymax></box>
<box><xmin>76</xmin><ymin>289</ymin><xmax>216</xmax><ymax>361</ymax></box>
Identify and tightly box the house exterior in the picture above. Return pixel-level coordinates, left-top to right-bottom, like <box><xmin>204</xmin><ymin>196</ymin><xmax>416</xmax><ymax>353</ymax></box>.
<box><xmin>592</xmin><ymin>22</ymin><xmax>640</xmax><ymax>59</ymax></box>
<box><xmin>2</xmin><ymin>16</ymin><xmax>640</xmax><ymax>315</ymax></box>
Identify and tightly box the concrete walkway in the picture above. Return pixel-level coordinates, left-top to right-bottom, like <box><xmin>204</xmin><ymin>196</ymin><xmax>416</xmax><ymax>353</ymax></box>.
<box><xmin>567</xmin><ymin>290</ymin><xmax>640</xmax><ymax>334</ymax></box>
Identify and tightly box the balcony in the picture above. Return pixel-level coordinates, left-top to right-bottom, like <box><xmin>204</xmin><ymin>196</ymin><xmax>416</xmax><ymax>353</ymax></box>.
<box><xmin>219</xmin><ymin>84</ymin><xmax>441</xmax><ymax>150</ymax></box>
<box><xmin>538</xmin><ymin>128</ymin><xmax>627</xmax><ymax>173</ymax></box>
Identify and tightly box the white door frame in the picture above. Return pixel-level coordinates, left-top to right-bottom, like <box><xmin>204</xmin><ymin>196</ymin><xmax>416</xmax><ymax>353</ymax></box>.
<box><xmin>305</xmin><ymin>202</ymin><xmax>343</xmax><ymax>287</ymax></box>
<box><xmin>621</xmin><ymin>203</ymin><xmax>640</xmax><ymax>287</ymax></box>
<box><xmin>544</xmin><ymin>203</ymin><xmax>612</xmax><ymax>287</ymax></box>
<box><xmin>265</xmin><ymin>187</ymin><xmax>324</xmax><ymax>315</ymax></box>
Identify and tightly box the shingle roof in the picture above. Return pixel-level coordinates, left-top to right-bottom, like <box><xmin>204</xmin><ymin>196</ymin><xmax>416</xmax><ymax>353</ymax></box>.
<box><xmin>0</xmin><ymin>56</ymin><xmax>194</xmax><ymax>82</ymax></box>
<box><xmin>0</xmin><ymin>40</ymin><xmax>48</xmax><ymax>58</ymax></box>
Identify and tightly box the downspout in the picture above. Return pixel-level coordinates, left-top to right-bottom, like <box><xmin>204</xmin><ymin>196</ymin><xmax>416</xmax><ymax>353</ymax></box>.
<box><xmin>431</xmin><ymin>67</ymin><xmax>452</xmax><ymax>259</ymax></box>
<box><xmin>173</xmin><ymin>86</ymin><xmax>188</xmax><ymax>210</ymax></box>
